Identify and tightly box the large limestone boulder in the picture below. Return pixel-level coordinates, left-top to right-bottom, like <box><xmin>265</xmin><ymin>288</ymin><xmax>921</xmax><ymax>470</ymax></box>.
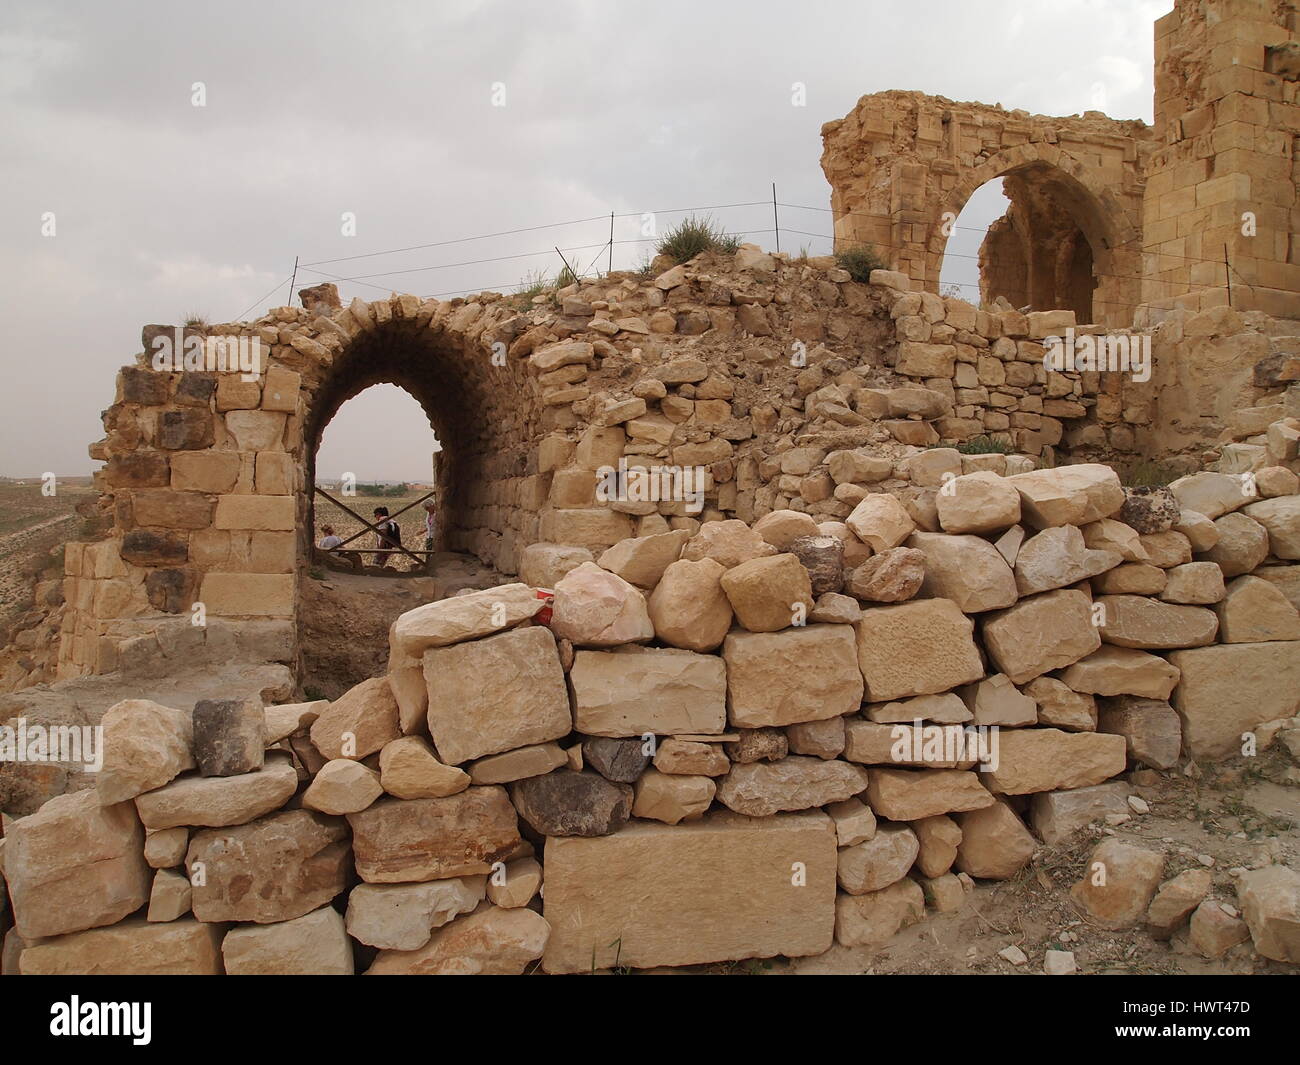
<box><xmin>1237</xmin><ymin>865</ymin><xmax>1300</xmax><ymax>962</ymax></box>
<box><xmin>511</xmin><ymin>770</ymin><xmax>633</xmax><ymax>837</ymax></box>
<box><xmin>720</xmin><ymin>553</ymin><xmax>815</xmax><ymax>632</ymax></box>
<box><xmin>1069</xmin><ymin>839</ymin><xmax>1165</xmax><ymax>930</ymax></box>
<box><xmin>981</xmin><ymin>589</ymin><xmax>1101</xmax><ymax>684</ymax></box>
<box><xmin>837</xmin><ymin>824</ymin><xmax>919</xmax><ymax>894</ymax></box>
<box><xmin>954</xmin><ymin>800</ymin><xmax>1035</xmax><ymax>879</ymax></box>
<box><xmin>541</xmin><ymin>812</ymin><xmax>836</xmax><ymax>972</ymax></box>
<box><xmin>936</xmin><ymin>471</ymin><xmax>1021</xmax><ymax>534</ymax></box>
<box><xmin>134</xmin><ymin>756</ymin><xmax>299</xmax><ymax>829</ymax></box>
<box><xmin>379</xmin><ymin>735</ymin><xmax>470</xmax><ymax>798</ymax></box>
<box><xmin>1023</xmin><ymin>676</ymin><xmax>1097</xmax><ymax>731</ymax></box>
<box><xmin>1147</xmin><ymin>868</ymin><xmax>1211</xmax><ymax>939</ymax></box>
<box><xmin>302</xmin><ymin>758</ymin><xmax>384</xmax><ymax>815</ymax></box>
<box><xmin>983</xmin><ymin>728</ymin><xmax>1127</xmax><ymax>794</ymax></box>
<box><xmin>1168</xmin><ymin>471</ymin><xmax>1255</xmax><ymax>520</ymax></box>
<box><xmin>424</xmin><ymin>626</ymin><xmax>571</xmax><ymax>764</ymax></box>
<box><xmin>834</xmin><ymin>877</ymin><xmax>925</xmax><ymax>948</ymax></box>
<box><xmin>647</xmin><ymin>557</ymin><xmax>733</xmax><ymax>651</ymax></box>
<box><xmin>347</xmin><ymin>787</ymin><xmax>521</xmax><ymax>882</ymax></box>
<box><xmin>570</xmin><ymin>646</ymin><xmax>726</xmax><ymax>736</ymax></box>
<box><xmin>187</xmin><ymin>810</ymin><xmax>350</xmax><ymax>923</ymax></box>
<box><xmin>1097</xmin><ymin>696</ymin><xmax>1182</xmax><ymax>769</ymax></box>
<box><xmin>632</xmin><ymin>769</ymin><xmax>716</xmax><ymax>825</ymax></box>
<box><xmin>549</xmin><ymin>562</ymin><xmax>655</xmax><ymax>646</ymax></box>
<box><xmin>1029</xmin><ymin>781</ymin><xmax>1131</xmax><ymax>845</ymax></box>
<box><xmin>1014</xmin><ymin>525</ymin><xmax>1120</xmax><ymax>595</ymax></box>
<box><xmin>914</xmin><ymin>815</ymin><xmax>963</xmax><ymax>877</ymax></box>
<box><xmin>1201</xmin><ymin>511</ymin><xmax>1270</xmax><ymax>576</ymax></box>
<box><xmin>753</xmin><ymin>509</ymin><xmax>820</xmax><ymax>550</ymax></box>
<box><xmin>6</xmin><ymin>790</ymin><xmax>151</xmax><ymax>939</ymax></box>
<box><xmin>391</xmin><ymin>583</ymin><xmax>544</xmax><ymax>655</ymax></box>
<box><xmin>518</xmin><ymin>543</ymin><xmax>594</xmax><ymax>588</ymax></box>
<box><xmin>309</xmin><ymin>677</ymin><xmax>401</xmax><ymax>761</ymax></box>
<box><xmin>1096</xmin><ymin>595</ymin><xmax>1218</xmax><ymax>649</ymax></box>
<box><xmin>1058</xmin><ymin>644</ymin><xmax>1181</xmax><ymax>699</ymax></box>
<box><xmin>845</xmin><ymin>546</ymin><xmax>925</xmax><ymax>603</ymax></box>
<box><xmin>907</xmin><ymin>531</ymin><xmax>1017</xmax><ymax>612</ymax></box>
<box><xmin>845</xmin><ymin>494</ymin><xmax>916</xmax><ymax>551</ymax></box>
<box><xmin>96</xmin><ymin>698</ymin><xmax>195</xmax><ymax>805</ymax></box>
<box><xmin>1169</xmin><ymin>641</ymin><xmax>1300</xmax><ymax>757</ymax></box>
<box><xmin>18</xmin><ymin>918</ymin><xmax>223</xmax><ymax>975</ymax></box>
<box><xmin>681</xmin><ymin>519</ymin><xmax>777</xmax><ymax>568</ymax></box>
<box><xmin>854</xmin><ymin>599</ymin><xmax>984</xmax><ymax>700</ymax></box>
<box><xmin>722</xmin><ymin>625</ymin><xmax>863</xmax><ymax>728</ymax></box>
<box><xmin>715</xmin><ymin>756</ymin><xmax>869</xmax><ymax>816</ymax></box>
<box><xmin>345</xmin><ymin>877</ymin><xmax>486</xmax><ymax>951</ymax></box>
<box><xmin>1243</xmin><ymin>496</ymin><xmax>1300</xmax><ymax>559</ymax></box>
<box><xmin>222</xmin><ymin>906</ymin><xmax>354</xmax><ymax>975</ymax></box>
<box><xmin>597</xmin><ymin>529</ymin><xmax>689</xmax><ymax>589</ymax></box>
<box><xmin>1006</xmin><ymin>464</ymin><xmax>1124</xmax><ymax>528</ymax></box>
<box><xmin>865</xmin><ymin>767</ymin><xmax>995</xmax><ymax>820</ymax></box>
<box><xmin>1214</xmin><ymin>575</ymin><xmax>1300</xmax><ymax>642</ymax></box>
<box><xmin>368</xmin><ymin>905</ymin><xmax>551</xmax><ymax>975</ymax></box>
<box><xmin>1159</xmin><ymin>561</ymin><xmax>1226</xmax><ymax>604</ymax></box>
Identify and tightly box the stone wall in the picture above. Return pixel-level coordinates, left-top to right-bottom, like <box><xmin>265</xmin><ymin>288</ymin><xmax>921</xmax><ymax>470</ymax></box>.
<box><xmin>5</xmin><ymin>462</ymin><xmax>1300</xmax><ymax>973</ymax></box>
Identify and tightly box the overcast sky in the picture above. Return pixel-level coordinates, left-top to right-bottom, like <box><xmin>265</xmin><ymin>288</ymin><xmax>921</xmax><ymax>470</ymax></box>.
<box><xmin>0</xmin><ymin>0</ymin><xmax>1167</xmax><ymax>480</ymax></box>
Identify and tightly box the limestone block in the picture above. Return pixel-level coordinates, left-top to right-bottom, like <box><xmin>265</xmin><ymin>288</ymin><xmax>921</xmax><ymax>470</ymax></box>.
<box><xmin>570</xmin><ymin>646</ymin><xmax>726</xmax><ymax>737</ymax></box>
<box><xmin>722</xmin><ymin>624</ymin><xmax>863</xmax><ymax>728</ymax></box>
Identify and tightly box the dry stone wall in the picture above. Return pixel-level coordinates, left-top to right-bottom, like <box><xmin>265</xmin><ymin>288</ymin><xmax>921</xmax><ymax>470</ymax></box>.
<box><xmin>5</xmin><ymin>461</ymin><xmax>1300</xmax><ymax>973</ymax></box>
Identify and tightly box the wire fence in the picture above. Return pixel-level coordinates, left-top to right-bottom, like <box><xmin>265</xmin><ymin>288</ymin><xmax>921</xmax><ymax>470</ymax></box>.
<box><xmin>234</xmin><ymin>188</ymin><xmax>1247</xmax><ymax>323</ymax></box>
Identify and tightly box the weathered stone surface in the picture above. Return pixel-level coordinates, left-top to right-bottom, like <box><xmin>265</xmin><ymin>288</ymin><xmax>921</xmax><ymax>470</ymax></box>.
<box><xmin>1168</xmin><ymin>472</ymin><xmax>1254</xmax><ymax>521</ymax></box>
<box><xmin>914</xmin><ymin>814</ymin><xmax>962</xmax><ymax>878</ymax></box>
<box><xmin>368</xmin><ymin>905</ymin><xmax>551</xmax><ymax>975</ymax></box>
<box><xmin>632</xmin><ymin>769</ymin><xmax>716</xmax><ymax>824</ymax></box>
<box><xmin>647</xmin><ymin>557</ymin><xmax>733</xmax><ymax>651</ymax></box>
<box><xmin>1215</xmin><ymin>575</ymin><xmax>1300</xmax><ymax>642</ymax></box>
<box><xmin>1189</xmin><ymin>900</ymin><xmax>1250</xmax><ymax>958</ymax></box>
<box><xmin>597</xmin><ymin>530</ymin><xmax>688</xmax><ymax>589</ymax></box>
<box><xmin>1138</xmin><ymin>530</ymin><xmax>1193</xmax><ymax>568</ymax></box>
<box><xmin>487</xmin><ymin>857</ymin><xmax>542</xmax><ymax>908</ymax></box>
<box><xmin>725</xmin><ymin>729</ymin><xmax>790</xmax><ymax>765</ymax></box>
<box><xmin>134</xmin><ymin>755</ymin><xmax>298</xmax><ymax>829</ymax></box>
<box><xmin>223</xmin><ymin>906</ymin><xmax>354</xmax><ymax>975</ymax></box>
<box><xmin>1070</xmin><ymin>839</ymin><xmax>1165</xmax><ymax>930</ymax></box>
<box><xmin>653</xmin><ymin>737</ymin><xmax>730</xmax><ymax>776</ymax></box>
<box><xmin>1097</xmin><ymin>697</ymin><xmax>1182</xmax><ymax>769</ymax></box>
<box><xmin>1147</xmin><ymin>868</ymin><xmax>1211</xmax><ymax>939</ymax></box>
<box><xmin>1159</xmin><ymin>561</ymin><xmax>1226</xmax><ymax>604</ymax></box>
<box><xmin>681</xmin><ymin>519</ymin><xmax>777</xmax><ymax>568</ymax></box>
<box><xmin>846</xmin><ymin>547</ymin><xmax>925</xmax><ymax>602</ymax></box>
<box><xmin>380</xmin><ymin>735</ymin><xmax>470</xmax><ymax>797</ymax></box>
<box><xmin>468</xmin><ymin>743</ymin><xmax>567</xmax><ymax>785</ymax></box>
<box><xmin>1243</xmin><ymin>497</ymin><xmax>1300</xmax><ymax>560</ymax></box>
<box><xmin>981</xmin><ymin>589</ymin><xmax>1101</xmax><ymax>684</ymax></box>
<box><xmin>550</xmin><ymin>562</ymin><xmax>655</xmax><ymax>646</ymax></box>
<box><xmin>144</xmin><ymin>826</ymin><xmax>188</xmax><ymax>869</ymax></box>
<box><xmin>1094</xmin><ymin>562</ymin><xmax>1167</xmax><ymax>595</ymax></box>
<box><xmin>424</xmin><ymin>626</ymin><xmax>571</xmax><ymax>763</ymax></box>
<box><xmin>348</xmin><ymin>788</ymin><xmax>520</xmax><ymax>883</ymax></box>
<box><xmin>810</xmin><ymin>590</ymin><xmax>861</xmax><ymax>624</ymax></box>
<box><xmin>1119</xmin><ymin>485</ymin><xmax>1180</xmax><ymax>534</ymax></box>
<box><xmin>1083</xmin><ymin>518</ymin><xmax>1150</xmax><ymax>562</ymax></box>
<box><xmin>753</xmin><ymin>509</ymin><xmax>820</xmax><ymax>550</ymax></box>
<box><xmin>716</xmin><ymin>756</ymin><xmax>868</xmax><ymax>816</ymax></box>
<box><xmin>345</xmin><ymin>877</ymin><xmax>486</xmax><ymax>950</ymax></box>
<box><xmin>581</xmin><ymin>737</ymin><xmax>651</xmax><ymax>783</ymax></box>
<box><xmin>19</xmin><ymin>918</ymin><xmax>223</xmax><ymax>975</ymax></box>
<box><xmin>865</xmin><ymin>767</ymin><xmax>995</xmax><ymax>820</ymax></box>
<box><xmin>838</xmin><ymin>823</ymin><xmax>919</xmax><ymax>894</ymax></box>
<box><xmin>541</xmin><ymin>812</ymin><xmax>836</xmax><ymax>972</ymax></box>
<box><xmin>1007</xmin><ymin>464</ymin><xmax>1124</xmax><ymax>528</ymax></box>
<box><xmin>936</xmin><ymin>471</ymin><xmax>1021</xmax><ymax>534</ymax></box>
<box><xmin>1029</xmin><ymin>781</ymin><xmax>1133</xmax><ymax>845</ymax></box>
<box><xmin>722</xmin><ymin>624</ymin><xmax>863</xmax><ymax>728</ymax></box>
<box><xmin>511</xmin><ymin>770</ymin><xmax>633</xmax><ymax>837</ymax></box>
<box><xmin>187</xmin><ymin>810</ymin><xmax>349</xmax><ymax>923</ymax></box>
<box><xmin>96</xmin><ymin>698</ymin><xmax>195</xmax><ymax>805</ymax></box>
<box><xmin>1097</xmin><ymin>594</ymin><xmax>1218</xmax><ymax>649</ymax></box>
<box><xmin>787</xmin><ymin>716</ymin><xmax>847</xmax><ymax>759</ymax></box>
<box><xmin>834</xmin><ymin>877</ymin><xmax>925</xmax><ymax>948</ymax></box>
<box><xmin>954</xmin><ymin>800</ymin><xmax>1035</xmax><ymax>880</ymax></box>
<box><xmin>1024</xmin><ymin>676</ymin><xmax>1097</xmax><ymax>731</ymax></box>
<box><xmin>1201</xmin><ymin>512</ymin><xmax>1270</xmax><ymax>576</ymax></box>
<box><xmin>907</xmin><ymin>531</ymin><xmax>1017</xmax><ymax>612</ymax></box>
<box><xmin>983</xmin><ymin>729</ymin><xmax>1127</xmax><ymax>794</ymax></box>
<box><xmin>788</xmin><ymin>534</ymin><xmax>845</xmax><ymax>596</ymax></box>
<box><xmin>309</xmin><ymin>676</ymin><xmax>401</xmax><ymax>761</ymax></box>
<box><xmin>1175</xmin><ymin>509</ymin><xmax>1220</xmax><ymax>552</ymax></box>
<box><xmin>264</xmin><ymin>700</ymin><xmax>326</xmax><ymax>744</ymax></box>
<box><xmin>1058</xmin><ymin>645</ymin><xmax>1181</xmax><ymax>699</ymax></box>
<box><xmin>845</xmin><ymin>493</ymin><xmax>916</xmax><ymax>551</ymax></box>
<box><xmin>959</xmin><ymin>673</ymin><xmax>1037</xmax><ymax>727</ymax></box>
<box><xmin>519</xmin><ymin>543</ymin><xmax>594</xmax><ymax>588</ymax></box>
<box><xmin>302</xmin><ymin>757</ymin><xmax>383</xmax><ymax>814</ymax></box>
<box><xmin>855</xmin><ymin>598</ymin><xmax>984</xmax><ymax>700</ymax></box>
<box><xmin>192</xmin><ymin>697</ymin><xmax>264</xmax><ymax>777</ymax></box>
<box><xmin>865</xmin><ymin>692</ymin><xmax>971</xmax><ymax>724</ymax></box>
<box><xmin>7</xmin><ymin>790</ymin><xmax>150</xmax><ymax>939</ymax></box>
<box><xmin>1169</xmin><ymin>642</ymin><xmax>1300</xmax><ymax>758</ymax></box>
<box><xmin>1237</xmin><ymin>865</ymin><xmax>1300</xmax><ymax>962</ymax></box>
<box><xmin>391</xmin><ymin>583</ymin><xmax>544</xmax><ymax>655</ymax></box>
<box><xmin>1014</xmin><ymin>525</ymin><xmax>1120</xmax><ymax>595</ymax></box>
<box><xmin>826</xmin><ymin>796</ymin><xmax>877</xmax><ymax>847</ymax></box>
<box><xmin>570</xmin><ymin>646</ymin><xmax>726</xmax><ymax>736</ymax></box>
<box><xmin>720</xmin><ymin>553</ymin><xmax>815</xmax><ymax>632</ymax></box>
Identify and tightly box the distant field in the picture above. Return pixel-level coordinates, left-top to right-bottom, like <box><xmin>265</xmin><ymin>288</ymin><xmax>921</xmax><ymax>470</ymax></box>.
<box><xmin>313</xmin><ymin>485</ymin><xmax>437</xmax><ymax>570</ymax></box>
<box><xmin>0</xmin><ymin>480</ymin><xmax>99</xmax><ymax>633</ymax></box>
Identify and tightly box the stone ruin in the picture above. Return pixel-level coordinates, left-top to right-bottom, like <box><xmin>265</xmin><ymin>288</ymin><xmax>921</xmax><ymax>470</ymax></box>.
<box><xmin>1</xmin><ymin>0</ymin><xmax>1300</xmax><ymax>974</ymax></box>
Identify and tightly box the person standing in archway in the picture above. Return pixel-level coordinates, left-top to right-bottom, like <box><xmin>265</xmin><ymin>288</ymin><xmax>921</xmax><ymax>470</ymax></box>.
<box><xmin>421</xmin><ymin>499</ymin><xmax>437</xmax><ymax>571</ymax></box>
<box><xmin>372</xmin><ymin>506</ymin><xmax>401</xmax><ymax>568</ymax></box>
